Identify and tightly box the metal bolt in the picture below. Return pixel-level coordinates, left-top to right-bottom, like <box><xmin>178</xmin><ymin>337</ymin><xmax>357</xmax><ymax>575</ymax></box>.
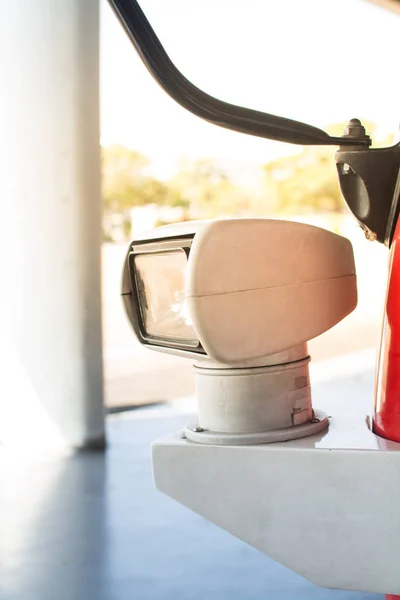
<box><xmin>193</xmin><ymin>426</ymin><xmax>204</xmax><ymax>433</ymax></box>
<box><xmin>343</xmin><ymin>118</ymin><xmax>364</xmax><ymax>137</ymax></box>
<box><xmin>341</xmin><ymin>118</ymin><xmax>370</xmax><ymax>144</ymax></box>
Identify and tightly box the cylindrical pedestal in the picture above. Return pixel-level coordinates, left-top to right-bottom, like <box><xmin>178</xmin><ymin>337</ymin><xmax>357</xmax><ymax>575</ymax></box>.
<box><xmin>185</xmin><ymin>345</ymin><xmax>328</xmax><ymax>445</ymax></box>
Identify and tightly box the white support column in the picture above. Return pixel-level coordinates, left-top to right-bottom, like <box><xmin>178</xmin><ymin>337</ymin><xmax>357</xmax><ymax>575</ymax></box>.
<box><xmin>0</xmin><ymin>0</ymin><xmax>105</xmax><ymax>453</ymax></box>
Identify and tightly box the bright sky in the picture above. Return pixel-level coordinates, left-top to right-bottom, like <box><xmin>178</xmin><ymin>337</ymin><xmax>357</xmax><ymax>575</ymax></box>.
<box><xmin>100</xmin><ymin>0</ymin><xmax>400</xmax><ymax>182</ymax></box>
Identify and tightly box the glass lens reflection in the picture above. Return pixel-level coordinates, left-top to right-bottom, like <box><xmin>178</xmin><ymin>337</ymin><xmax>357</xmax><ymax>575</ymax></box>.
<box><xmin>134</xmin><ymin>250</ymin><xmax>197</xmax><ymax>344</ymax></box>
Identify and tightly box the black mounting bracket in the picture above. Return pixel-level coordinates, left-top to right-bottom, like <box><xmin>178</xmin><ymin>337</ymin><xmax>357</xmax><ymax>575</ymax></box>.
<box><xmin>336</xmin><ymin>121</ymin><xmax>400</xmax><ymax>246</ymax></box>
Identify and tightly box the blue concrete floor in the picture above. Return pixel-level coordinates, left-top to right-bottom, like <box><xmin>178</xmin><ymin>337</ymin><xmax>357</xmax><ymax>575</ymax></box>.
<box><xmin>0</xmin><ymin>375</ymin><xmax>383</xmax><ymax>600</ymax></box>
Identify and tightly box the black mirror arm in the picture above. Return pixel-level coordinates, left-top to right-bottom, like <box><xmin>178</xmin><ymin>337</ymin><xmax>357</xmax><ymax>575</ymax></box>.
<box><xmin>107</xmin><ymin>0</ymin><xmax>368</xmax><ymax>147</ymax></box>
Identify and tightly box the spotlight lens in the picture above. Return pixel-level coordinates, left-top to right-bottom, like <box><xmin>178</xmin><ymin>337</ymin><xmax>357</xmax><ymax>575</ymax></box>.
<box><xmin>134</xmin><ymin>250</ymin><xmax>198</xmax><ymax>345</ymax></box>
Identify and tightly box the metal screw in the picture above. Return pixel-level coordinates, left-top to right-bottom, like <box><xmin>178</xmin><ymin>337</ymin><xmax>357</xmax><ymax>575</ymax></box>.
<box><xmin>343</xmin><ymin>118</ymin><xmax>365</xmax><ymax>137</ymax></box>
<box><xmin>193</xmin><ymin>426</ymin><xmax>204</xmax><ymax>433</ymax></box>
<box><xmin>311</xmin><ymin>417</ymin><xmax>320</xmax><ymax>424</ymax></box>
<box><xmin>341</xmin><ymin>118</ymin><xmax>371</xmax><ymax>144</ymax></box>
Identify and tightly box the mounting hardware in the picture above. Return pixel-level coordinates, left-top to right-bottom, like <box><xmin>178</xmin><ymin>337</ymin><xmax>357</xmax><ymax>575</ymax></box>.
<box><xmin>341</xmin><ymin>118</ymin><xmax>371</xmax><ymax>146</ymax></box>
<box><xmin>336</xmin><ymin>120</ymin><xmax>400</xmax><ymax>246</ymax></box>
<box><xmin>183</xmin><ymin>353</ymin><xmax>329</xmax><ymax>446</ymax></box>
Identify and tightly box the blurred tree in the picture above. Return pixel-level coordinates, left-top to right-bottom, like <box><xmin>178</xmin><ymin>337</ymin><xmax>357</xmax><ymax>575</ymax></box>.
<box><xmin>263</xmin><ymin>121</ymin><xmax>394</xmax><ymax>215</ymax></box>
<box><xmin>171</xmin><ymin>158</ymin><xmax>235</xmax><ymax>218</ymax></box>
<box><xmin>102</xmin><ymin>145</ymin><xmax>170</xmax><ymax>214</ymax></box>
<box><xmin>263</xmin><ymin>146</ymin><xmax>342</xmax><ymax>214</ymax></box>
